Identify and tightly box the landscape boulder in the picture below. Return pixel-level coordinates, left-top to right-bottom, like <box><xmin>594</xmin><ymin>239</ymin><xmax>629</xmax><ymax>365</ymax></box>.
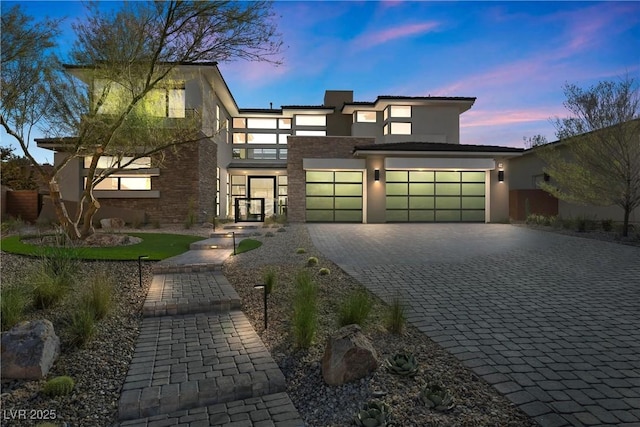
<box><xmin>321</xmin><ymin>324</ymin><xmax>378</xmax><ymax>386</ymax></box>
<box><xmin>100</xmin><ymin>217</ymin><xmax>125</xmax><ymax>230</ymax></box>
<box><xmin>1</xmin><ymin>320</ymin><xmax>60</xmax><ymax>379</ymax></box>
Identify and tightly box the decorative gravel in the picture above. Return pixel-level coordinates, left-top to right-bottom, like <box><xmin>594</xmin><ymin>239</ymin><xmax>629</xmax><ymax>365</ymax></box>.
<box><xmin>0</xmin><ymin>252</ymin><xmax>153</xmax><ymax>427</ymax></box>
<box><xmin>222</xmin><ymin>224</ymin><xmax>537</xmax><ymax>427</ymax></box>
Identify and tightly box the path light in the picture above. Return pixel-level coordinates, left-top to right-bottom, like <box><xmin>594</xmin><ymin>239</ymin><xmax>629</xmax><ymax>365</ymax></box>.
<box><xmin>138</xmin><ymin>255</ymin><xmax>149</xmax><ymax>287</ymax></box>
<box><xmin>254</xmin><ymin>284</ymin><xmax>268</xmax><ymax>330</ymax></box>
<box><xmin>232</xmin><ymin>232</ymin><xmax>236</xmax><ymax>255</ymax></box>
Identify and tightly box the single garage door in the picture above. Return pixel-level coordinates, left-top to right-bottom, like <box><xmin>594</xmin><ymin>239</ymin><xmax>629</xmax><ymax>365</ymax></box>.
<box><xmin>386</xmin><ymin>170</ymin><xmax>485</xmax><ymax>222</ymax></box>
<box><xmin>305</xmin><ymin>171</ymin><xmax>363</xmax><ymax>222</ymax></box>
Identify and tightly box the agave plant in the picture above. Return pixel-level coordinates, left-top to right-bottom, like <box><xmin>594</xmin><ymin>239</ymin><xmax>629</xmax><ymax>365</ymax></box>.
<box><xmin>354</xmin><ymin>401</ymin><xmax>392</xmax><ymax>427</ymax></box>
<box><xmin>419</xmin><ymin>383</ymin><xmax>455</xmax><ymax>412</ymax></box>
<box><xmin>385</xmin><ymin>352</ymin><xmax>418</xmax><ymax>377</ymax></box>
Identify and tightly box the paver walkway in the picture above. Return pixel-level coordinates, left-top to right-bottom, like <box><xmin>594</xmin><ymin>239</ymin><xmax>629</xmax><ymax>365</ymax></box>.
<box><xmin>119</xmin><ymin>233</ymin><xmax>304</xmax><ymax>427</ymax></box>
<box><xmin>308</xmin><ymin>224</ymin><xmax>640</xmax><ymax>427</ymax></box>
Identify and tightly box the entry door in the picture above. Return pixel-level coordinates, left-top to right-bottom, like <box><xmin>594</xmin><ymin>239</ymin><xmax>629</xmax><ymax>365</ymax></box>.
<box><xmin>249</xmin><ymin>177</ymin><xmax>276</xmax><ymax>218</ymax></box>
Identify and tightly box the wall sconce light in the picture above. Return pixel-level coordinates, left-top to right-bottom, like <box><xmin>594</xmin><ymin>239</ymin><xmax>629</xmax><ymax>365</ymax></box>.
<box><xmin>498</xmin><ymin>170</ymin><xmax>505</xmax><ymax>182</ymax></box>
<box><xmin>374</xmin><ymin>169</ymin><xmax>380</xmax><ymax>181</ymax></box>
<box><xmin>254</xmin><ymin>284</ymin><xmax>268</xmax><ymax>330</ymax></box>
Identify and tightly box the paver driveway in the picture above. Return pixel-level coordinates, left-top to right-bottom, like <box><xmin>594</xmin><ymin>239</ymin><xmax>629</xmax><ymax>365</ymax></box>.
<box><xmin>308</xmin><ymin>224</ymin><xmax>640</xmax><ymax>427</ymax></box>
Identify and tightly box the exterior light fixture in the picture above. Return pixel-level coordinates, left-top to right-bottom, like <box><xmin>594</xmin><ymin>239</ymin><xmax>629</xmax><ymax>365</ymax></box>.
<box><xmin>374</xmin><ymin>169</ymin><xmax>380</xmax><ymax>181</ymax></box>
<box><xmin>254</xmin><ymin>284</ymin><xmax>268</xmax><ymax>330</ymax></box>
<box><xmin>138</xmin><ymin>255</ymin><xmax>149</xmax><ymax>287</ymax></box>
<box><xmin>498</xmin><ymin>170</ymin><xmax>505</xmax><ymax>182</ymax></box>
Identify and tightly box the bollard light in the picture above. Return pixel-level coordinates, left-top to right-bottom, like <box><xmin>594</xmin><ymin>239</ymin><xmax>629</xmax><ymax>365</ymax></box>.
<box><xmin>138</xmin><ymin>255</ymin><xmax>149</xmax><ymax>287</ymax></box>
<box><xmin>232</xmin><ymin>231</ymin><xmax>236</xmax><ymax>255</ymax></box>
<box><xmin>254</xmin><ymin>284</ymin><xmax>268</xmax><ymax>330</ymax></box>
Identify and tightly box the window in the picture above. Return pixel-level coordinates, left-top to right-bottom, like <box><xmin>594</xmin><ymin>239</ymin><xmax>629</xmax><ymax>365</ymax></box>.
<box><xmin>390</xmin><ymin>122</ymin><xmax>411</xmax><ymax>135</ymax></box>
<box><xmin>247</xmin><ymin>118</ymin><xmax>278</xmax><ymax>129</ymax></box>
<box><xmin>355</xmin><ymin>111</ymin><xmax>376</xmax><ymax>123</ymax></box>
<box><xmin>233</xmin><ymin>118</ymin><xmax>246</xmax><ymax>128</ymax></box>
<box><xmin>145</xmin><ymin>85</ymin><xmax>185</xmax><ymax>118</ymax></box>
<box><xmin>279</xmin><ymin>149</ymin><xmax>288</xmax><ymax>159</ymax></box>
<box><xmin>84</xmin><ymin>156</ymin><xmax>151</xmax><ymax>169</ymax></box>
<box><xmin>216</xmin><ymin>105</ymin><xmax>221</xmax><ymax>130</ymax></box>
<box><xmin>247</xmin><ymin>133</ymin><xmax>277</xmax><ymax>144</ymax></box>
<box><xmin>233</xmin><ymin>133</ymin><xmax>246</xmax><ymax>144</ymax></box>
<box><xmin>86</xmin><ymin>176</ymin><xmax>151</xmax><ymax>190</ymax></box>
<box><xmin>216</xmin><ymin>167</ymin><xmax>220</xmax><ymax>216</ymax></box>
<box><xmin>295</xmin><ymin>115</ymin><xmax>326</xmax><ymax>126</ymax></box>
<box><xmin>233</xmin><ymin>148</ymin><xmax>246</xmax><ymax>159</ymax></box>
<box><xmin>388</xmin><ymin>105</ymin><xmax>411</xmax><ymax>118</ymax></box>
<box><xmin>279</xmin><ymin>118</ymin><xmax>291</xmax><ymax>129</ymax></box>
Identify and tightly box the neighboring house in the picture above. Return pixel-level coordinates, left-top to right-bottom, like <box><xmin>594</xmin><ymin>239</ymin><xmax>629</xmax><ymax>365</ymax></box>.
<box><xmin>38</xmin><ymin>62</ymin><xmax>528</xmax><ymax>224</ymax></box>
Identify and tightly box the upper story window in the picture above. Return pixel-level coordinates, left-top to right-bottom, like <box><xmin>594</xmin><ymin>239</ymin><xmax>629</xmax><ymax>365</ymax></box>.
<box><xmin>279</xmin><ymin>118</ymin><xmax>292</xmax><ymax>129</ymax></box>
<box><xmin>384</xmin><ymin>122</ymin><xmax>412</xmax><ymax>135</ymax></box>
<box><xmin>247</xmin><ymin>118</ymin><xmax>278</xmax><ymax>129</ymax></box>
<box><xmin>295</xmin><ymin>115</ymin><xmax>326</xmax><ymax>126</ymax></box>
<box><xmin>216</xmin><ymin>105</ymin><xmax>221</xmax><ymax>130</ymax></box>
<box><xmin>143</xmin><ymin>85</ymin><xmax>186</xmax><ymax>118</ymax></box>
<box><xmin>355</xmin><ymin>111</ymin><xmax>376</xmax><ymax>123</ymax></box>
<box><xmin>84</xmin><ymin>156</ymin><xmax>152</xmax><ymax>169</ymax></box>
<box><xmin>295</xmin><ymin>130</ymin><xmax>326</xmax><ymax>136</ymax></box>
<box><xmin>233</xmin><ymin>118</ymin><xmax>246</xmax><ymax>128</ymax></box>
<box><xmin>385</xmin><ymin>105</ymin><xmax>411</xmax><ymax>119</ymax></box>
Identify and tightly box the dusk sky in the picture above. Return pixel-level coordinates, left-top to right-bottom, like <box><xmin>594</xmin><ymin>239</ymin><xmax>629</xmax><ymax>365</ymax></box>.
<box><xmin>3</xmin><ymin>1</ymin><xmax>639</xmax><ymax>164</ymax></box>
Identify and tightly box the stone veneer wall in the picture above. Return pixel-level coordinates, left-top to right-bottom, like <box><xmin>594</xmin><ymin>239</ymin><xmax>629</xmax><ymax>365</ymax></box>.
<box><xmin>287</xmin><ymin>136</ymin><xmax>374</xmax><ymax>223</ymax></box>
<box><xmin>100</xmin><ymin>141</ymin><xmax>205</xmax><ymax>224</ymax></box>
<box><xmin>197</xmin><ymin>137</ymin><xmax>217</xmax><ymax>222</ymax></box>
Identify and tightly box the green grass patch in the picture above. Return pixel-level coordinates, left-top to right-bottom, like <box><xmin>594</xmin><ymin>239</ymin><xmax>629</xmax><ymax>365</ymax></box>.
<box><xmin>338</xmin><ymin>290</ymin><xmax>373</xmax><ymax>327</ymax></box>
<box><xmin>0</xmin><ymin>233</ymin><xmax>205</xmax><ymax>261</ymax></box>
<box><xmin>234</xmin><ymin>238</ymin><xmax>262</xmax><ymax>255</ymax></box>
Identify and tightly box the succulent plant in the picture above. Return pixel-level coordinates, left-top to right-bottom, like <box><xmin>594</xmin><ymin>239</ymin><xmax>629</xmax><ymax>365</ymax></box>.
<box><xmin>277</xmin><ymin>227</ymin><xmax>286</xmax><ymax>232</ymax></box>
<box><xmin>385</xmin><ymin>352</ymin><xmax>418</xmax><ymax>377</ymax></box>
<box><xmin>307</xmin><ymin>256</ymin><xmax>318</xmax><ymax>266</ymax></box>
<box><xmin>354</xmin><ymin>401</ymin><xmax>392</xmax><ymax>427</ymax></box>
<box><xmin>319</xmin><ymin>267</ymin><xmax>330</xmax><ymax>276</ymax></box>
<box><xmin>419</xmin><ymin>383</ymin><xmax>455</xmax><ymax>411</ymax></box>
<box><xmin>296</xmin><ymin>248</ymin><xmax>306</xmax><ymax>254</ymax></box>
<box><xmin>43</xmin><ymin>375</ymin><xmax>75</xmax><ymax>397</ymax></box>
<box><xmin>264</xmin><ymin>231</ymin><xmax>274</xmax><ymax>237</ymax></box>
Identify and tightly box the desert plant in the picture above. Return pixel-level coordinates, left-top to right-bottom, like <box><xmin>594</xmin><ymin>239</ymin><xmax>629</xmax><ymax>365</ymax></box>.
<box><xmin>1</xmin><ymin>216</ymin><xmax>26</xmax><ymax>234</ymax></box>
<box><xmin>601</xmin><ymin>218</ymin><xmax>613</xmax><ymax>231</ymax></box>
<box><xmin>292</xmin><ymin>270</ymin><xmax>317</xmax><ymax>348</ymax></box>
<box><xmin>277</xmin><ymin>227</ymin><xmax>286</xmax><ymax>232</ymax></box>
<box><xmin>184</xmin><ymin>198</ymin><xmax>197</xmax><ymax>229</ymax></box>
<box><xmin>80</xmin><ymin>271</ymin><xmax>113</xmax><ymax>320</ymax></box>
<box><xmin>419</xmin><ymin>383</ymin><xmax>455</xmax><ymax>411</ymax></box>
<box><xmin>319</xmin><ymin>267</ymin><xmax>330</xmax><ymax>276</ymax></box>
<box><xmin>1</xmin><ymin>287</ymin><xmax>28</xmax><ymax>330</ymax></box>
<box><xmin>338</xmin><ymin>290</ymin><xmax>372</xmax><ymax>327</ymax></box>
<box><xmin>68</xmin><ymin>305</ymin><xmax>97</xmax><ymax>346</ymax></box>
<box><xmin>385</xmin><ymin>352</ymin><xmax>418</xmax><ymax>377</ymax></box>
<box><xmin>354</xmin><ymin>401</ymin><xmax>393</xmax><ymax>427</ymax></box>
<box><xmin>43</xmin><ymin>376</ymin><xmax>75</xmax><ymax>397</ymax></box>
<box><xmin>306</xmin><ymin>256</ymin><xmax>318</xmax><ymax>266</ymax></box>
<box><xmin>263</xmin><ymin>267</ymin><xmax>277</xmax><ymax>295</ymax></box>
<box><xmin>264</xmin><ymin>231</ymin><xmax>274</xmax><ymax>237</ymax></box>
<box><xmin>385</xmin><ymin>296</ymin><xmax>406</xmax><ymax>335</ymax></box>
<box><xmin>30</xmin><ymin>261</ymin><xmax>74</xmax><ymax>309</ymax></box>
<box><xmin>295</xmin><ymin>247</ymin><xmax>306</xmax><ymax>254</ymax></box>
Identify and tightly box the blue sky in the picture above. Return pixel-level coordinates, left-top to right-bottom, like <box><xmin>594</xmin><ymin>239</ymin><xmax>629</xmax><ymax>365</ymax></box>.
<box><xmin>3</xmin><ymin>1</ymin><xmax>639</xmax><ymax>164</ymax></box>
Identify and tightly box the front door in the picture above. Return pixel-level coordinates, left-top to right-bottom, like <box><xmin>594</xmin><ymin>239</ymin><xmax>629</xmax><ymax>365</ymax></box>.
<box><xmin>249</xmin><ymin>177</ymin><xmax>276</xmax><ymax>219</ymax></box>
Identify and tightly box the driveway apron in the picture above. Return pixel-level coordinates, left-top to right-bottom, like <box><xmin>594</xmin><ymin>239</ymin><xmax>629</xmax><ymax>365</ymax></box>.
<box><xmin>308</xmin><ymin>224</ymin><xmax>640</xmax><ymax>427</ymax></box>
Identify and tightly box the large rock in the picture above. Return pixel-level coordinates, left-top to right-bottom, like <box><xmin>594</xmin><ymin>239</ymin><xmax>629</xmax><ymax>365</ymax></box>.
<box><xmin>321</xmin><ymin>324</ymin><xmax>378</xmax><ymax>386</ymax></box>
<box><xmin>100</xmin><ymin>217</ymin><xmax>125</xmax><ymax>230</ymax></box>
<box><xmin>1</xmin><ymin>320</ymin><xmax>60</xmax><ymax>379</ymax></box>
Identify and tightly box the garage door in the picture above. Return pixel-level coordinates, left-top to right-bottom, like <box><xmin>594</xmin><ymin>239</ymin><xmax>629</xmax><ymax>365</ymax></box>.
<box><xmin>305</xmin><ymin>171</ymin><xmax>363</xmax><ymax>222</ymax></box>
<box><xmin>385</xmin><ymin>171</ymin><xmax>485</xmax><ymax>222</ymax></box>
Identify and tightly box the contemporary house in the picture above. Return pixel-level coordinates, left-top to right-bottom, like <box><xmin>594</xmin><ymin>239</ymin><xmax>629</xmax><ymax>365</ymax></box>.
<box><xmin>37</xmin><ymin>62</ymin><xmax>557</xmax><ymax>224</ymax></box>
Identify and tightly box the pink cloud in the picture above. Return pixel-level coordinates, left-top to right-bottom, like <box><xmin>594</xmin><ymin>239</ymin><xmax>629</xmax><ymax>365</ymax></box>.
<box><xmin>461</xmin><ymin>107</ymin><xmax>564</xmax><ymax>129</ymax></box>
<box><xmin>352</xmin><ymin>21</ymin><xmax>440</xmax><ymax>50</ymax></box>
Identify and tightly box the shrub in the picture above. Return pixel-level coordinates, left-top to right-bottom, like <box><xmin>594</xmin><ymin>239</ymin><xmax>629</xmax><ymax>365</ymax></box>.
<box><xmin>292</xmin><ymin>270</ymin><xmax>317</xmax><ymax>349</ymax></box>
<box><xmin>31</xmin><ymin>266</ymin><xmax>72</xmax><ymax>309</ymax></box>
<box><xmin>80</xmin><ymin>271</ymin><xmax>113</xmax><ymax>320</ymax></box>
<box><xmin>385</xmin><ymin>296</ymin><xmax>406</xmax><ymax>334</ymax></box>
<box><xmin>43</xmin><ymin>376</ymin><xmax>75</xmax><ymax>397</ymax></box>
<box><xmin>277</xmin><ymin>227</ymin><xmax>286</xmax><ymax>232</ymax></box>
<box><xmin>338</xmin><ymin>290</ymin><xmax>372</xmax><ymax>327</ymax></box>
<box><xmin>1</xmin><ymin>287</ymin><xmax>27</xmax><ymax>331</ymax></box>
<box><xmin>295</xmin><ymin>248</ymin><xmax>306</xmax><ymax>254</ymax></box>
<box><xmin>319</xmin><ymin>267</ymin><xmax>330</xmax><ymax>276</ymax></box>
<box><xmin>1</xmin><ymin>216</ymin><xmax>26</xmax><ymax>234</ymax></box>
<box><xmin>601</xmin><ymin>219</ymin><xmax>613</xmax><ymax>232</ymax></box>
<box><xmin>306</xmin><ymin>256</ymin><xmax>318</xmax><ymax>266</ymax></box>
<box><xmin>575</xmin><ymin>217</ymin><xmax>587</xmax><ymax>232</ymax></box>
<box><xmin>264</xmin><ymin>231</ymin><xmax>274</xmax><ymax>237</ymax></box>
<box><xmin>184</xmin><ymin>198</ymin><xmax>197</xmax><ymax>229</ymax></box>
<box><xmin>263</xmin><ymin>267</ymin><xmax>277</xmax><ymax>295</ymax></box>
<box><xmin>68</xmin><ymin>305</ymin><xmax>97</xmax><ymax>346</ymax></box>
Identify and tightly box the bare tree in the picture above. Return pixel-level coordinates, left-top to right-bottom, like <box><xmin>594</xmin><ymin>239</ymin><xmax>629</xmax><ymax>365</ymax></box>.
<box><xmin>537</xmin><ymin>77</ymin><xmax>640</xmax><ymax>236</ymax></box>
<box><xmin>522</xmin><ymin>134</ymin><xmax>548</xmax><ymax>149</ymax></box>
<box><xmin>1</xmin><ymin>1</ymin><xmax>282</xmax><ymax>239</ymax></box>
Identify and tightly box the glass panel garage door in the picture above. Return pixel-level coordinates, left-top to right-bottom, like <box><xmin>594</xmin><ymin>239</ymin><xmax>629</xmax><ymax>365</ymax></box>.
<box><xmin>306</xmin><ymin>171</ymin><xmax>363</xmax><ymax>222</ymax></box>
<box><xmin>386</xmin><ymin>171</ymin><xmax>485</xmax><ymax>222</ymax></box>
